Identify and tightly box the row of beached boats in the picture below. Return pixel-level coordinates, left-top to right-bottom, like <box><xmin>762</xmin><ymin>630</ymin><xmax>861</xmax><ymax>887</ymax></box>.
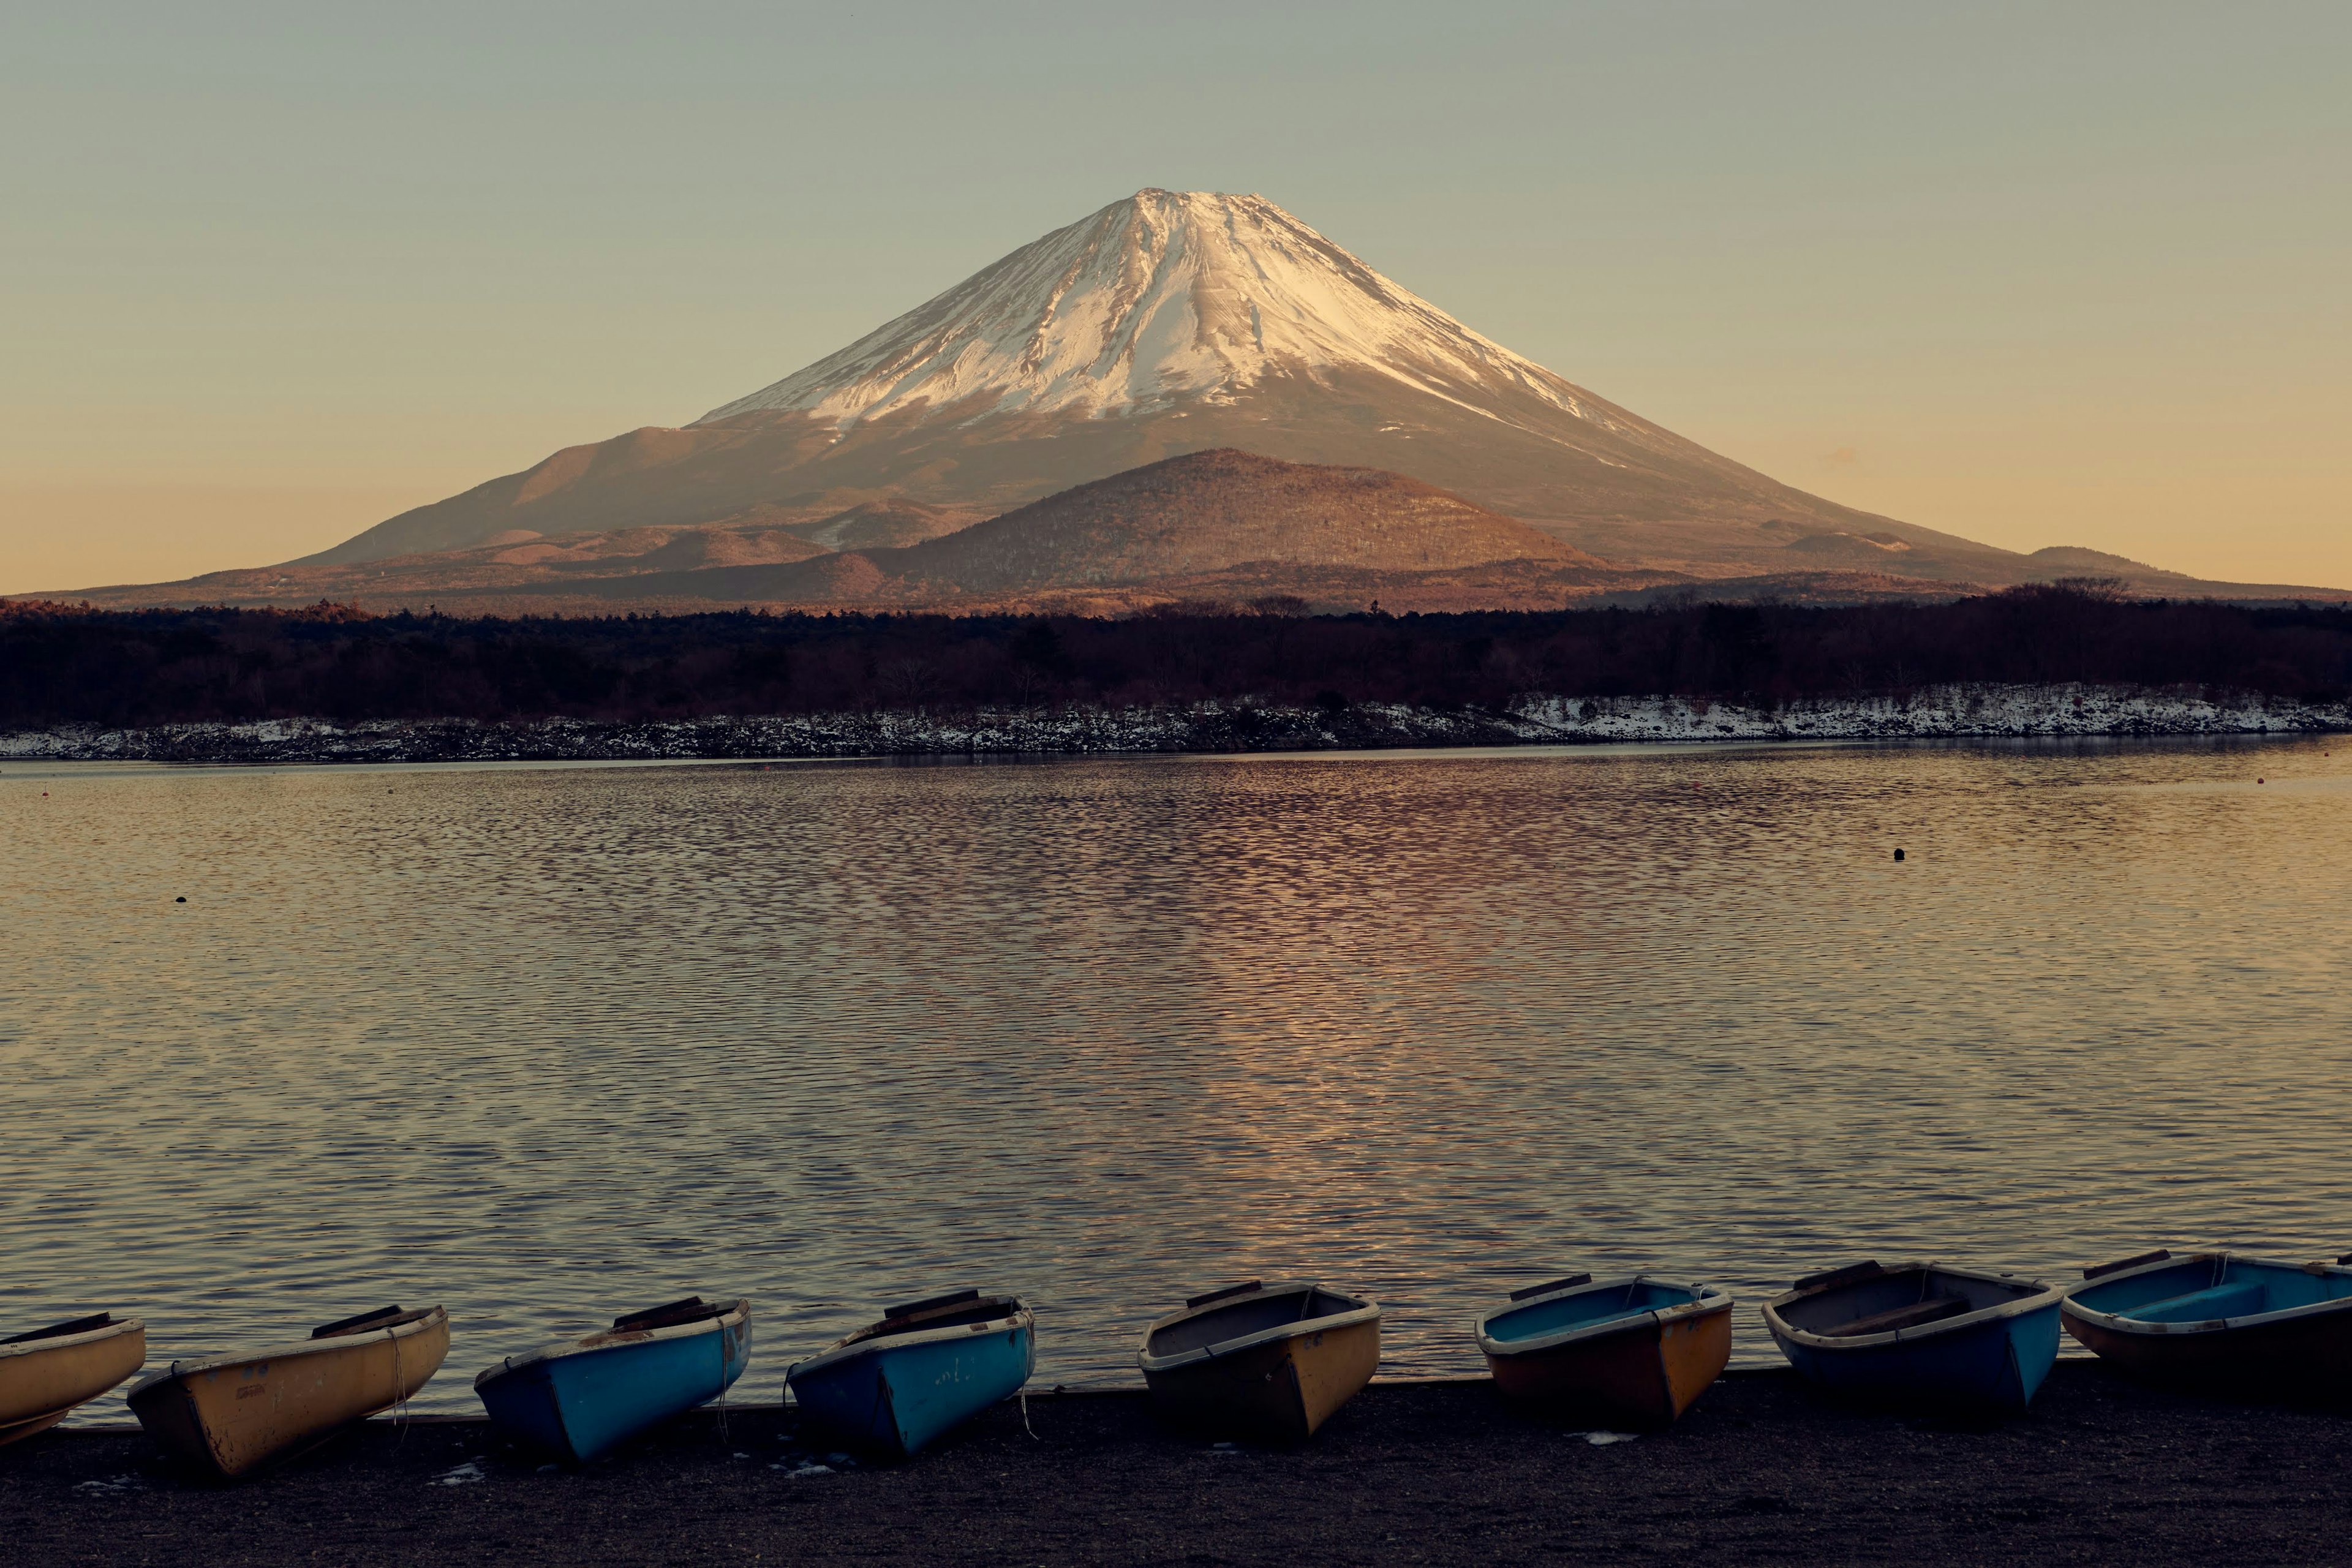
<box><xmin>5</xmin><ymin>1248</ymin><xmax>2348</xmax><ymax>1479</ymax></box>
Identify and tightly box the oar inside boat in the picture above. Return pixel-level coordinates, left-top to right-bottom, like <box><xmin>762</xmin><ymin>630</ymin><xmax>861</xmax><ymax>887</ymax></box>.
<box><xmin>1763</xmin><ymin>1260</ymin><xmax>2062</xmax><ymax>1415</ymax></box>
<box><xmin>1138</xmin><ymin>1281</ymin><xmax>1380</xmax><ymax>1444</ymax></box>
<box><xmin>1475</xmin><ymin>1274</ymin><xmax>1732</xmax><ymax>1430</ymax></box>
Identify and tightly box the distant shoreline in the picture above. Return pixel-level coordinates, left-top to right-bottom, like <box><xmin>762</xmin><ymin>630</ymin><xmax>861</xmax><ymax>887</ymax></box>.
<box><xmin>4</xmin><ymin>684</ymin><xmax>2345</xmax><ymax>765</ymax></box>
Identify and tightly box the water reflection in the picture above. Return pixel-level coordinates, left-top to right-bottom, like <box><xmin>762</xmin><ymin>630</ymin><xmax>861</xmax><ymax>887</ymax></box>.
<box><xmin>3</xmin><ymin>739</ymin><xmax>2349</xmax><ymax>1419</ymax></box>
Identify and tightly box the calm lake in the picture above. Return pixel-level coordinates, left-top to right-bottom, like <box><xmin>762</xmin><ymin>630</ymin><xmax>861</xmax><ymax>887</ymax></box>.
<box><xmin>7</xmin><ymin>738</ymin><xmax>2350</xmax><ymax>1420</ymax></box>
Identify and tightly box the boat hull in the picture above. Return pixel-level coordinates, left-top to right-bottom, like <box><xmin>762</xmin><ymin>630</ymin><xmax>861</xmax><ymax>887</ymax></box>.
<box><xmin>2064</xmin><ymin>1309</ymin><xmax>2352</xmax><ymax>1390</ymax></box>
<box><xmin>1483</xmin><ymin>1289</ymin><xmax>1731</xmax><ymax>1430</ymax></box>
<box><xmin>2060</xmin><ymin>1253</ymin><xmax>2352</xmax><ymax>1400</ymax></box>
<box><xmin>789</xmin><ymin>1305</ymin><xmax>1033</xmax><ymax>1460</ymax></box>
<box><xmin>1143</xmin><ymin>1317</ymin><xmax>1381</xmax><ymax>1444</ymax></box>
<box><xmin>477</xmin><ymin>1302</ymin><xmax>752</xmax><ymax>1463</ymax></box>
<box><xmin>0</xmin><ymin>1318</ymin><xmax>146</xmax><ymax>1447</ymax></box>
<box><xmin>1773</xmin><ymin>1306</ymin><xmax>2059</xmax><ymax>1414</ymax></box>
<box><xmin>1764</xmin><ymin>1262</ymin><xmax>2063</xmax><ymax>1417</ymax></box>
<box><xmin>1138</xmin><ymin>1283</ymin><xmax>1383</xmax><ymax>1445</ymax></box>
<box><xmin>127</xmin><ymin>1308</ymin><xmax>449</xmax><ymax>1480</ymax></box>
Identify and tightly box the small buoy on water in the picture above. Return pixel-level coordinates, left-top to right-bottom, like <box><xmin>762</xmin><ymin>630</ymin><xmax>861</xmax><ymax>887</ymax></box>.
<box><xmin>175</xmin><ymin>896</ymin><xmax>186</xmax><ymax>903</ymax></box>
<box><xmin>1893</xmin><ymin>848</ymin><xmax>1905</xmax><ymax>861</ymax></box>
<box><xmin>2258</xmin><ymin>777</ymin><xmax>2265</xmax><ymax>784</ymax></box>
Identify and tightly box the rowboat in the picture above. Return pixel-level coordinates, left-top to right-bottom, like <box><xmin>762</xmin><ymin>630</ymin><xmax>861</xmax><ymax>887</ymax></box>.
<box><xmin>2060</xmin><ymin>1248</ymin><xmax>2352</xmax><ymax>1398</ymax></box>
<box><xmin>1</xmin><ymin>1313</ymin><xmax>146</xmax><ymax>1446</ymax></box>
<box><xmin>475</xmin><ymin>1296</ymin><xmax>752</xmax><ymax>1463</ymax></box>
<box><xmin>1763</xmin><ymin>1260</ymin><xmax>2063</xmax><ymax>1415</ymax></box>
<box><xmin>786</xmin><ymin>1290</ymin><xmax>1033</xmax><ymax>1459</ymax></box>
<box><xmin>1474</xmin><ymin>1273</ymin><xmax>1732</xmax><ymax>1429</ymax></box>
<box><xmin>1137</xmin><ymin>1281</ymin><xmax>1380</xmax><ymax>1444</ymax></box>
<box><xmin>126</xmin><ymin>1305</ymin><xmax>448</xmax><ymax>1479</ymax></box>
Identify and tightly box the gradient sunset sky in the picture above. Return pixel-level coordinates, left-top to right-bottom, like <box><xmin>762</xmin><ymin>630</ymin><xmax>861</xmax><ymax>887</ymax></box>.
<box><xmin>4</xmin><ymin>0</ymin><xmax>2346</xmax><ymax>594</ymax></box>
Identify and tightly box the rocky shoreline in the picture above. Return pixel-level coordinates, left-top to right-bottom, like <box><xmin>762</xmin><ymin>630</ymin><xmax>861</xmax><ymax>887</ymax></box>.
<box><xmin>8</xmin><ymin>1370</ymin><xmax>2350</xmax><ymax>1566</ymax></box>
<box><xmin>2</xmin><ymin>683</ymin><xmax>2343</xmax><ymax>766</ymax></box>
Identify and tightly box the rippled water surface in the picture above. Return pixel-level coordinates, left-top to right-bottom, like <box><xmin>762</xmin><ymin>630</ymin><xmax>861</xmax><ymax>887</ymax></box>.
<box><xmin>7</xmin><ymin>739</ymin><xmax>2351</xmax><ymax>1419</ymax></box>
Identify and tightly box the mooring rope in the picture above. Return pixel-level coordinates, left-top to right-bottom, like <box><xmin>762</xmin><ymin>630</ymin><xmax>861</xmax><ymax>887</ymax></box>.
<box><xmin>387</xmin><ymin>1321</ymin><xmax>410</xmax><ymax>1449</ymax></box>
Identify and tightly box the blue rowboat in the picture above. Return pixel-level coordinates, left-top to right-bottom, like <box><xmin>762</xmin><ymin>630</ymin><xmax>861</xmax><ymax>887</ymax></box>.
<box><xmin>786</xmin><ymin>1290</ymin><xmax>1033</xmax><ymax>1460</ymax></box>
<box><xmin>2061</xmin><ymin>1248</ymin><xmax>2352</xmax><ymax>1399</ymax></box>
<box><xmin>474</xmin><ymin>1296</ymin><xmax>751</xmax><ymax>1463</ymax></box>
<box><xmin>1763</xmin><ymin>1260</ymin><xmax>2063</xmax><ymax>1415</ymax></box>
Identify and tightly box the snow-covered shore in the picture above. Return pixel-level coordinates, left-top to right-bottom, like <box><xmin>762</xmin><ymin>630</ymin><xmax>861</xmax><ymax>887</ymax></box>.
<box><xmin>3</xmin><ymin>684</ymin><xmax>2343</xmax><ymax>765</ymax></box>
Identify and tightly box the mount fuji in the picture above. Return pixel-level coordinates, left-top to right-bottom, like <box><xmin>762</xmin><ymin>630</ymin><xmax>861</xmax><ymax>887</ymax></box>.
<box><xmin>307</xmin><ymin>188</ymin><xmax>1961</xmax><ymax>575</ymax></box>
<box><xmin>48</xmin><ymin>189</ymin><xmax>2336</xmax><ymax>610</ymax></box>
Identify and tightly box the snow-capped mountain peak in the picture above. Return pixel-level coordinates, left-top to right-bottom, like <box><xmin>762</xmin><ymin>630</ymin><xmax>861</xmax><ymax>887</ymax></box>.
<box><xmin>696</xmin><ymin>189</ymin><xmax>1609</xmax><ymax>429</ymax></box>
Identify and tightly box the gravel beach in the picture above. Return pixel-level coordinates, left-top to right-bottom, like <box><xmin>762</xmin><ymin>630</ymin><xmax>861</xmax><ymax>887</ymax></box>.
<box><xmin>6</xmin><ymin>1367</ymin><xmax>2346</xmax><ymax>1567</ymax></box>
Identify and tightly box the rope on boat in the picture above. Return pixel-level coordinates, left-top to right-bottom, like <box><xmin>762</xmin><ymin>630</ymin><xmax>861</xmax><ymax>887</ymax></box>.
<box><xmin>388</xmin><ymin>1323</ymin><xmax>410</xmax><ymax>1449</ymax></box>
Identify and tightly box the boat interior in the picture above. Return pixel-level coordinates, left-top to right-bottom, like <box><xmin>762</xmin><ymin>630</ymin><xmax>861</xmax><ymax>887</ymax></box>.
<box><xmin>2071</xmin><ymin>1254</ymin><xmax>2352</xmax><ymax>1324</ymax></box>
<box><xmin>311</xmin><ymin>1306</ymin><xmax>435</xmax><ymax>1340</ymax></box>
<box><xmin>2</xmin><ymin>1313</ymin><xmax>116</xmax><ymax>1345</ymax></box>
<box><xmin>1147</xmin><ymin>1284</ymin><xmax>1365</xmax><ymax>1357</ymax></box>
<box><xmin>611</xmin><ymin>1297</ymin><xmax>728</xmax><ymax>1332</ymax></box>
<box><xmin>844</xmin><ymin>1291</ymin><xmax>1019</xmax><ymax>1346</ymax></box>
<box><xmin>1484</xmin><ymin>1280</ymin><xmax>1704</xmax><ymax>1344</ymax></box>
<box><xmin>1776</xmin><ymin>1262</ymin><xmax>2040</xmax><ymax>1339</ymax></box>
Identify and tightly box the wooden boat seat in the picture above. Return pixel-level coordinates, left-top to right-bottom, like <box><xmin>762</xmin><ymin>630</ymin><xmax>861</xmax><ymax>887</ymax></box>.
<box><xmin>2125</xmin><ymin>1281</ymin><xmax>2267</xmax><ymax>1324</ymax></box>
<box><xmin>1819</xmin><ymin>1295</ymin><xmax>1971</xmax><ymax>1338</ymax></box>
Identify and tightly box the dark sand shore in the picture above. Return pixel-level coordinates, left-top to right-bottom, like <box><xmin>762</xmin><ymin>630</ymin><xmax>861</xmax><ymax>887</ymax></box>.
<box><xmin>6</xmin><ymin>1367</ymin><xmax>2346</xmax><ymax>1567</ymax></box>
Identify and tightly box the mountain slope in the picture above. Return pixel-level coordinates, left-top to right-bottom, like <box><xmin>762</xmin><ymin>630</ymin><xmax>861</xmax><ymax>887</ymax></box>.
<box><xmin>862</xmin><ymin>447</ymin><xmax>1599</xmax><ymax>592</ymax></box>
<box><xmin>510</xmin><ymin>450</ymin><xmax>1608</xmax><ymax>606</ymax></box>
<box><xmin>51</xmin><ymin>187</ymin><xmax>2343</xmax><ymax>606</ymax></box>
<box><xmin>306</xmin><ymin>189</ymin><xmax>1929</xmax><ymax>571</ymax></box>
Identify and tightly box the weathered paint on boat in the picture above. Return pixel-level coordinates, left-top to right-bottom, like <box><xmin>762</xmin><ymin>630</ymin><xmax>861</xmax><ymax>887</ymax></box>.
<box><xmin>1763</xmin><ymin>1260</ymin><xmax>2062</xmax><ymax>1415</ymax></box>
<box><xmin>1138</xmin><ymin>1281</ymin><xmax>1381</xmax><ymax>1445</ymax></box>
<box><xmin>1474</xmin><ymin>1274</ymin><xmax>1732</xmax><ymax>1430</ymax></box>
<box><xmin>786</xmin><ymin>1291</ymin><xmax>1033</xmax><ymax>1460</ymax></box>
<box><xmin>2061</xmin><ymin>1249</ymin><xmax>2352</xmax><ymax>1397</ymax></box>
<box><xmin>125</xmin><ymin>1305</ymin><xmax>449</xmax><ymax>1480</ymax></box>
<box><xmin>475</xmin><ymin>1296</ymin><xmax>752</xmax><ymax>1463</ymax></box>
<box><xmin>0</xmin><ymin>1314</ymin><xmax>146</xmax><ymax>1446</ymax></box>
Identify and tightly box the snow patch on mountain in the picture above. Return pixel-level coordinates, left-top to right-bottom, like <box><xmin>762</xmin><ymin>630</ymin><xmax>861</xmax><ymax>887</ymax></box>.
<box><xmin>698</xmin><ymin>189</ymin><xmax>1626</xmax><ymax>436</ymax></box>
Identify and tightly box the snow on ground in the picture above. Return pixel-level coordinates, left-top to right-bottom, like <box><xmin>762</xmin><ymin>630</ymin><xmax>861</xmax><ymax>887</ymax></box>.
<box><xmin>3</xmin><ymin>685</ymin><xmax>2343</xmax><ymax>766</ymax></box>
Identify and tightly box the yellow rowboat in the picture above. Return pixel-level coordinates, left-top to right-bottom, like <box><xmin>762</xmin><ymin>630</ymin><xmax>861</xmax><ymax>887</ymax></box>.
<box><xmin>1138</xmin><ymin>1281</ymin><xmax>1379</xmax><ymax>1444</ymax></box>
<box><xmin>1474</xmin><ymin>1274</ymin><xmax>1733</xmax><ymax>1430</ymax></box>
<box><xmin>1</xmin><ymin>1313</ymin><xmax>146</xmax><ymax>1446</ymax></box>
<box><xmin>126</xmin><ymin>1305</ymin><xmax>448</xmax><ymax>1480</ymax></box>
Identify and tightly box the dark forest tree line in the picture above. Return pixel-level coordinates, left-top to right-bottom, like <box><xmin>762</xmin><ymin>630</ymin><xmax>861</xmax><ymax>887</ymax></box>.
<box><xmin>4</xmin><ymin>587</ymin><xmax>2350</xmax><ymax>729</ymax></box>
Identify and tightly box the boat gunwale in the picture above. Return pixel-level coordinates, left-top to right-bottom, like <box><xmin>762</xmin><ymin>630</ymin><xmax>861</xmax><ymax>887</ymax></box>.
<box><xmin>1762</xmin><ymin>1262</ymin><xmax>2062</xmax><ymax>1352</ymax></box>
<box><xmin>124</xmin><ymin>1305</ymin><xmax>448</xmax><ymax>1400</ymax></box>
<box><xmin>1136</xmin><ymin>1282</ymin><xmax>1381</xmax><ymax>1375</ymax></box>
<box><xmin>0</xmin><ymin>1316</ymin><xmax>144</xmax><ymax>1363</ymax></box>
<box><xmin>2058</xmin><ymin>1251</ymin><xmax>2352</xmax><ymax>1339</ymax></box>
<box><xmin>1472</xmin><ymin>1276</ymin><xmax>1731</xmax><ymax>1360</ymax></box>
<box><xmin>786</xmin><ymin>1297</ymin><xmax>1033</xmax><ymax>1385</ymax></box>
<box><xmin>472</xmin><ymin>1298</ymin><xmax>751</xmax><ymax>1389</ymax></box>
